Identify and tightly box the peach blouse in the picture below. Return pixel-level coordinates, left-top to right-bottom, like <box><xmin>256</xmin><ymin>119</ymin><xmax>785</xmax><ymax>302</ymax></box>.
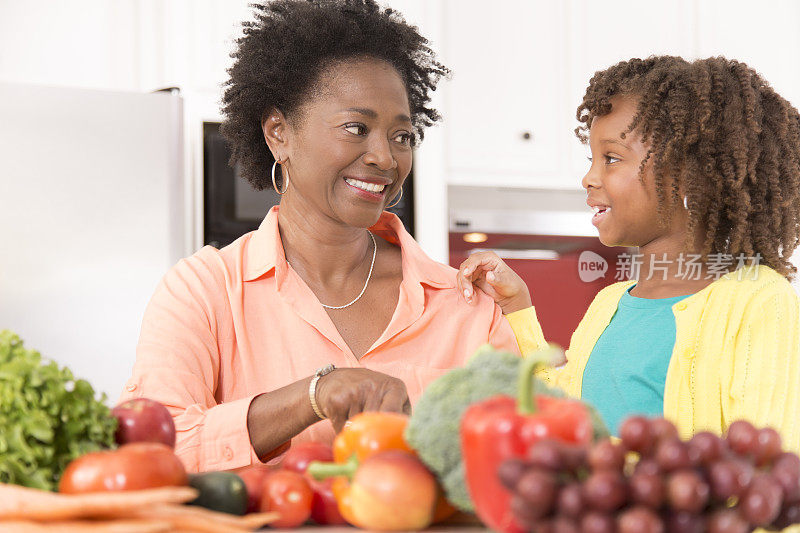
<box><xmin>120</xmin><ymin>207</ymin><xmax>519</xmax><ymax>472</ymax></box>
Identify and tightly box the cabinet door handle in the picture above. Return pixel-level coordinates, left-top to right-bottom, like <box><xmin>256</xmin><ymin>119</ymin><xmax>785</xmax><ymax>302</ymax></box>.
<box><xmin>521</xmin><ymin>131</ymin><xmax>533</xmax><ymax>141</ymax></box>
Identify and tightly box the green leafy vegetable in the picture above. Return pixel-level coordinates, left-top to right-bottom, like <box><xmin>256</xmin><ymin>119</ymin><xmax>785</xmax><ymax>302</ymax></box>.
<box><xmin>0</xmin><ymin>330</ymin><xmax>117</xmax><ymax>491</ymax></box>
<box><xmin>405</xmin><ymin>344</ymin><xmax>608</xmax><ymax>511</ymax></box>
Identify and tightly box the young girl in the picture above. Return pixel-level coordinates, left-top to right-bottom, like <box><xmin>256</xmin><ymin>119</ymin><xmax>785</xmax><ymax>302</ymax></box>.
<box><xmin>459</xmin><ymin>56</ymin><xmax>800</xmax><ymax>450</ymax></box>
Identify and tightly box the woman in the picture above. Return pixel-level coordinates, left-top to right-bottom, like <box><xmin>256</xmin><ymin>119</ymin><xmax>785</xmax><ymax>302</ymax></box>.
<box><xmin>120</xmin><ymin>0</ymin><xmax>522</xmax><ymax>473</ymax></box>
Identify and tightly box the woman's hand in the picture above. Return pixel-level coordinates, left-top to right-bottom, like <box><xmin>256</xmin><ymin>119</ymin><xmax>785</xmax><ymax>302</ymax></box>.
<box><xmin>457</xmin><ymin>251</ymin><xmax>532</xmax><ymax>315</ymax></box>
<box><xmin>315</xmin><ymin>369</ymin><xmax>410</xmax><ymax>433</ymax></box>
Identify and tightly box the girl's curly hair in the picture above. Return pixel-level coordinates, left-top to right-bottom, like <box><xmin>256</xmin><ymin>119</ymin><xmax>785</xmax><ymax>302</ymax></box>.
<box><xmin>220</xmin><ymin>0</ymin><xmax>448</xmax><ymax>191</ymax></box>
<box><xmin>576</xmin><ymin>55</ymin><xmax>800</xmax><ymax>279</ymax></box>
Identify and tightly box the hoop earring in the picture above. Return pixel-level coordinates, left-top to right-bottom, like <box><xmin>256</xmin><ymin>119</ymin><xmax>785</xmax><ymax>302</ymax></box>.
<box><xmin>271</xmin><ymin>160</ymin><xmax>289</xmax><ymax>194</ymax></box>
<box><xmin>387</xmin><ymin>186</ymin><xmax>403</xmax><ymax>209</ymax></box>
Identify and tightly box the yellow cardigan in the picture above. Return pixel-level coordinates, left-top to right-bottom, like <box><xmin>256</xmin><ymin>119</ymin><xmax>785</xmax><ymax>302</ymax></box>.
<box><xmin>506</xmin><ymin>264</ymin><xmax>800</xmax><ymax>453</ymax></box>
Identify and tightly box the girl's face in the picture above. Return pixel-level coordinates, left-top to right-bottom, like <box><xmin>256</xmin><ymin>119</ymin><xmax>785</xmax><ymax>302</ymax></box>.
<box><xmin>582</xmin><ymin>96</ymin><xmax>684</xmax><ymax>249</ymax></box>
<box><xmin>263</xmin><ymin>57</ymin><xmax>413</xmax><ymax>229</ymax></box>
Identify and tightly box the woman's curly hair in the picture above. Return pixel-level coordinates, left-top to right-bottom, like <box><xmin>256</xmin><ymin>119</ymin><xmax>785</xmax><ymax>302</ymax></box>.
<box><xmin>576</xmin><ymin>55</ymin><xmax>800</xmax><ymax>279</ymax></box>
<box><xmin>220</xmin><ymin>0</ymin><xmax>448</xmax><ymax>191</ymax></box>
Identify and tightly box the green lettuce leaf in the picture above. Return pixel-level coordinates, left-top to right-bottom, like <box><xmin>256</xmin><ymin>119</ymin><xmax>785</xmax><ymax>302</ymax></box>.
<box><xmin>0</xmin><ymin>330</ymin><xmax>117</xmax><ymax>491</ymax></box>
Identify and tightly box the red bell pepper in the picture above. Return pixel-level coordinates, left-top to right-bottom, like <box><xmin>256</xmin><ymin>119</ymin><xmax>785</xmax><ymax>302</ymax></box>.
<box><xmin>461</xmin><ymin>352</ymin><xmax>593</xmax><ymax>533</ymax></box>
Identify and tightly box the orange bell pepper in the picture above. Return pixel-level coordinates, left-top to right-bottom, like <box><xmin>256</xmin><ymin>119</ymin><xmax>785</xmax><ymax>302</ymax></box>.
<box><xmin>332</xmin><ymin>411</ymin><xmax>413</xmax><ymax>462</ymax></box>
<box><xmin>323</xmin><ymin>412</ymin><xmax>455</xmax><ymax>524</ymax></box>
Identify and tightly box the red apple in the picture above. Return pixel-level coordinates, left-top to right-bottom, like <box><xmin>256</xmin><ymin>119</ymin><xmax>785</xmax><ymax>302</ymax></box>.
<box><xmin>236</xmin><ymin>464</ymin><xmax>274</xmax><ymax>514</ymax></box>
<box><xmin>111</xmin><ymin>398</ymin><xmax>176</xmax><ymax>448</ymax></box>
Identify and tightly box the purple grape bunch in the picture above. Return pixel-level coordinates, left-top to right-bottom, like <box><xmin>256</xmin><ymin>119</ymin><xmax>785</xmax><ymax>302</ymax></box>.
<box><xmin>498</xmin><ymin>417</ymin><xmax>800</xmax><ymax>532</ymax></box>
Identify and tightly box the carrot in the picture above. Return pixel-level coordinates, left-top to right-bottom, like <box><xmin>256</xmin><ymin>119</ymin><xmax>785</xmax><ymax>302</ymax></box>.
<box><xmin>0</xmin><ymin>482</ymin><xmax>279</xmax><ymax>531</ymax></box>
<box><xmin>240</xmin><ymin>512</ymin><xmax>283</xmax><ymax>529</ymax></box>
<box><xmin>0</xmin><ymin>483</ymin><xmax>197</xmax><ymax>521</ymax></box>
<box><xmin>134</xmin><ymin>504</ymin><xmax>280</xmax><ymax>532</ymax></box>
<box><xmin>137</xmin><ymin>515</ymin><xmax>248</xmax><ymax>533</ymax></box>
<box><xmin>0</xmin><ymin>519</ymin><xmax>172</xmax><ymax>533</ymax></box>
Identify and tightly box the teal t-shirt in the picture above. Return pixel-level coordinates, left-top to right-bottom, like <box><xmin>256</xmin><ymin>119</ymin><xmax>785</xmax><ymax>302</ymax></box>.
<box><xmin>581</xmin><ymin>286</ymin><xmax>691</xmax><ymax>436</ymax></box>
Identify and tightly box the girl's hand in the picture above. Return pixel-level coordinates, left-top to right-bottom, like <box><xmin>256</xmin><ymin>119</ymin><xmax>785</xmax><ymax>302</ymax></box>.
<box><xmin>457</xmin><ymin>251</ymin><xmax>532</xmax><ymax>314</ymax></box>
<box><xmin>315</xmin><ymin>368</ymin><xmax>411</xmax><ymax>433</ymax></box>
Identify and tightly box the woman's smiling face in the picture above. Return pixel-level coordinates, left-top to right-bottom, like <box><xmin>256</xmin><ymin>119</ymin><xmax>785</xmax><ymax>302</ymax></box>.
<box><xmin>582</xmin><ymin>96</ymin><xmax>682</xmax><ymax>249</ymax></box>
<box><xmin>263</xmin><ymin>57</ymin><xmax>413</xmax><ymax>229</ymax></box>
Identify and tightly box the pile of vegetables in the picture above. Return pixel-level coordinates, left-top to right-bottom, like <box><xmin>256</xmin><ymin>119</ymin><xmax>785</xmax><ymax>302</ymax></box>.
<box><xmin>0</xmin><ymin>330</ymin><xmax>117</xmax><ymax>491</ymax></box>
<box><xmin>460</xmin><ymin>351</ymin><xmax>598</xmax><ymax>532</ymax></box>
<box><xmin>230</xmin><ymin>411</ymin><xmax>454</xmax><ymax>531</ymax></box>
<box><xmin>5</xmin><ymin>329</ymin><xmax>794</xmax><ymax>533</ymax></box>
<box><xmin>306</xmin><ymin>412</ymin><xmax>454</xmax><ymax>531</ymax></box>
<box><xmin>0</xmin><ymin>331</ymin><xmax>278</xmax><ymax>530</ymax></box>
<box><xmin>405</xmin><ymin>343</ymin><xmax>608</xmax><ymax>512</ymax></box>
<box><xmin>0</xmin><ymin>481</ymin><xmax>280</xmax><ymax>530</ymax></box>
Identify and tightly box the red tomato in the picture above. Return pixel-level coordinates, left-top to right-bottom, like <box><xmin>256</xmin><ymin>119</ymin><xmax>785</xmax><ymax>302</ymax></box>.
<box><xmin>260</xmin><ymin>470</ymin><xmax>313</xmax><ymax>528</ymax></box>
<box><xmin>112</xmin><ymin>398</ymin><xmax>176</xmax><ymax>448</ymax></box>
<box><xmin>59</xmin><ymin>442</ymin><xmax>187</xmax><ymax>493</ymax></box>
<box><xmin>281</xmin><ymin>441</ymin><xmax>333</xmax><ymax>473</ymax></box>
<box><xmin>278</xmin><ymin>441</ymin><xmax>345</xmax><ymax>524</ymax></box>
<box><xmin>236</xmin><ymin>464</ymin><xmax>274</xmax><ymax>514</ymax></box>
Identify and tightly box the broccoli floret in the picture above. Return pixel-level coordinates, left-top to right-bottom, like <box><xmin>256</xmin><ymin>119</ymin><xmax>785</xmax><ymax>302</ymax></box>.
<box><xmin>405</xmin><ymin>346</ymin><xmax>521</xmax><ymax>511</ymax></box>
<box><xmin>405</xmin><ymin>344</ymin><xmax>608</xmax><ymax>512</ymax></box>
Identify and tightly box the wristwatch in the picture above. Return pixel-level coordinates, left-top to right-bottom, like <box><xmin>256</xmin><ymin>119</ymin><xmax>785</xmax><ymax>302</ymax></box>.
<box><xmin>309</xmin><ymin>364</ymin><xmax>336</xmax><ymax>420</ymax></box>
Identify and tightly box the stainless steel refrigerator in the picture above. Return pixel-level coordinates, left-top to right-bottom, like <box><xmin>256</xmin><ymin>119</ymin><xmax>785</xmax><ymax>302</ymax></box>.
<box><xmin>0</xmin><ymin>82</ymin><xmax>184</xmax><ymax>399</ymax></box>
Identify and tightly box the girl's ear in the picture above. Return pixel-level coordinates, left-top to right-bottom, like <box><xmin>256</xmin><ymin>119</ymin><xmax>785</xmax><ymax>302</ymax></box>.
<box><xmin>261</xmin><ymin>108</ymin><xmax>290</xmax><ymax>162</ymax></box>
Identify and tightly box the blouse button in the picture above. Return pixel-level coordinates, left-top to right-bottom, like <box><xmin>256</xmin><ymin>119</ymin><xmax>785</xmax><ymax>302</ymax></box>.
<box><xmin>675</xmin><ymin>302</ymin><xmax>687</xmax><ymax>311</ymax></box>
<box><xmin>223</xmin><ymin>446</ymin><xmax>233</xmax><ymax>460</ymax></box>
<box><xmin>126</xmin><ymin>383</ymin><xmax>137</xmax><ymax>392</ymax></box>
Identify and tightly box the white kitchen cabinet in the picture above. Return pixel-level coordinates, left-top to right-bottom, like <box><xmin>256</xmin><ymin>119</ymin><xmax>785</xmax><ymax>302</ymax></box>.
<box><xmin>694</xmin><ymin>0</ymin><xmax>800</xmax><ymax>108</ymax></box>
<box><xmin>442</xmin><ymin>0</ymin><xmax>569</xmax><ymax>189</ymax></box>
<box><xmin>563</xmin><ymin>0</ymin><xmax>695</xmax><ymax>180</ymax></box>
<box><xmin>0</xmin><ymin>0</ymin><xmax>140</xmax><ymax>91</ymax></box>
<box><xmin>693</xmin><ymin>0</ymin><xmax>800</xmax><ymax>296</ymax></box>
<box><xmin>136</xmin><ymin>0</ymin><xmax>253</xmax><ymax>93</ymax></box>
<box><xmin>441</xmin><ymin>0</ymin><xmax>696</xmax><ymax>191</ymax></box>
<box><xmin>0</xmin><ymin>0</ymin><xmax>253</xmax><ymax>95</ymax></box>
